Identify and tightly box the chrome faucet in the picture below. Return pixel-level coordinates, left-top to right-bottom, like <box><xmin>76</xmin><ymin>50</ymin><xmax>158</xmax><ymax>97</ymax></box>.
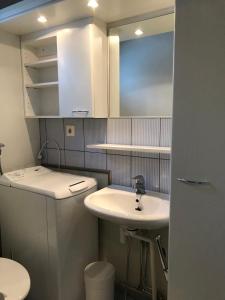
<box><xmin>0</xmin><ymin>143</ymin><xmax>5</xmax><ymax>176</ymax></box>
<box><xmin>132</xmin><ymin>175</ymin><xmax>145</xmax><ymax>211</ymax></box>
<box><xmin>133</xmin><ymin>175</ymin><xmax>146</xmax><ymax>195</ymax></box>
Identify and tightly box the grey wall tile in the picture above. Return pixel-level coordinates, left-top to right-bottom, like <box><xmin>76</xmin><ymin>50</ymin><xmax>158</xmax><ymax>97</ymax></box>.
<box><xmin>107</xmin><ymin>118</ymin><xmax>131</xmax><ymax>144</ymax></box>
<box><xmin>93</xmin><ymin>173</ymin><xmax>109</xmax><ymax>189</ymax></box>
<box><xmin>132</xmin><ymin>118</ymin><xmax>160</xmax><ymax>146</ymax></box>
<box><xmin>160</xmin><ymin>118</ymin><xmax>172</xmax><ymax>160</ymax></box>
<box><xmin>39</xmin><ymin>119</ymin><xmax>46</xmax><ymax>145</ymax></box>
<box><xmin>85</xmin><ymin>152</ymin><xmax>107</xmax><ymax>170</ymax></box>
<box><xmin>160</xmin><ymin>159</ymin><xmax>171</xmax><ymax>194</ymax></box>
<box><xmin>39</xmin><ymin>119</ymin><xmax>47</xmax><ymax>166</ymax></box>
<box><xmin>46</xmin><ymin>119</ymin><xmax>64</xmax><ymax>149</ymax></box>
<box><xmin>39</xmin><ymin>117</ymin><xmax>171</xmax><ymax>195</ymax></box>
<box><xmin>107</xmin><ymin>118</ymin><xmax>131</xmax><ymax>155</ymax></box>
<box><xmin>160</xmin><ymin>118</ymin><xmax>172</xmax><ymax>147</ymax></box>
<box><xmin>64</xmin><ymin>119</ymin><xmax>84</xmax><ymax>151</ymax></box>
<box><xmin>131</xmin><ymin>157</ymin><xmax>159</xmax><ymax>192</ymax></box>
<box><xmin>84</xmin><ymin>119</ymin><xmax>107</xmax><ymax>153</ymax></box>
<box><xmin>132</xmin><ymin>118</ymin><xmax>160</xmax><ymax>158</ymax></box>
<box><xmin>47</xmin><ymin>149</ymin><xmax>65</xmax><ymax>167</ymax></box>
<box><xmin>65</xmin><ymin>150</ymin><xmax>85</xmax><ymax>168</ymax></box>
<box><xmin>40</xmin><ymin>148</ymin><xmax>48</xmax><ymax>164</ymax></box>
<box><xmin>107</xmin><ymin>154</ymin><xmax>131</xmax><ymax>187</ymax></box>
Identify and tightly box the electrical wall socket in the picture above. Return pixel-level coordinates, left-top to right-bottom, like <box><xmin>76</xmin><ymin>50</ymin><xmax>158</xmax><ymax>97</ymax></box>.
<box><xmin>66</xmin><ymin>125</ymin><xmax>75</xmax><ymax>137</ymax></box>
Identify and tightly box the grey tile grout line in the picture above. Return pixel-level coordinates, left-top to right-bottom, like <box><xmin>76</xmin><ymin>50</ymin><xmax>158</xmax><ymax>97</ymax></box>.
<box><xmin>38</xmin><ymin>120</ymin><xmax>42</xmax><ymax>146</ymax></box>
<box><xmin>62</xmin><ymin>119</ymin><xmax>66</xmax><ymax>166</ymax></box>
<box><xmin>39</xmin><ymin>119</ymin><xmax>43</xmax><ymax>163</ymax></box>
<box><xmin>82</xmin><ymin>118</ymin><xmax>86</xmax><ymax>168</ymax></box>
<box><xmin>44</xmin><ymin>119</ymin><xmax>49</xmax><ymax>164</ymax></box>
<box><xmin>104</xmin><ymin>120</ymin><xmax>108</xmax><ymax>167</ymax></box>
<box><xmin>130</xmin><ymin>118</ymin><xmax>133</xmax><ymax>186</ymax></box>
<box><xmin>159</xmin><ymin>118</ymin><xmax>162</xmax><ymax>192</ymax></box>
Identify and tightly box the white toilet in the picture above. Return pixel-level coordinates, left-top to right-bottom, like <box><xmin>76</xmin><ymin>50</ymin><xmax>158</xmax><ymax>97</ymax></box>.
<box><xmin>0</xmin><ymin>258</ymin><xmax>30</xmax><ymax>300</ymax></box>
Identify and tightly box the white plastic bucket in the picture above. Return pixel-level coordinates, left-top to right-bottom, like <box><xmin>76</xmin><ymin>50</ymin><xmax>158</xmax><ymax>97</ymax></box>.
<box><xmin>84</xmin><ymin>261</ymin><xmax>115</xmax><ymax>300</ymax></box>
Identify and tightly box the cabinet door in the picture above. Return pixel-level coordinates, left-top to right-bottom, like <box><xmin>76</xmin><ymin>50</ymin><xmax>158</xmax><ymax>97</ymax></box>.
<box><xmin>90</xmin><ymin>23</ymin><xmax>108</xmax><ymax>117</ymax></box>
<box><xmin>57</xmin><ymin>23</ymin><xmax>93</xmax><ymax>117</ymax></box>
<box><xmin>168</xmin><ymin>1</ymin><xmax>225</xmax><ymax>300</ymax></box>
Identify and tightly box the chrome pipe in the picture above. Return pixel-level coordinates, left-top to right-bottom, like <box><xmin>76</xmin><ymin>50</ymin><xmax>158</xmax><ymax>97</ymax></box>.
<box><xmin>155</xmin><ymin>235</ymin><xmax>168</xmax><ymax>281</ymax></box>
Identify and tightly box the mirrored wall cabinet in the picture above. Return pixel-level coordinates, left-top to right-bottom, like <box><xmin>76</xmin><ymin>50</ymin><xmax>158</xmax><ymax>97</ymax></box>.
<box><xmin>109</xmin><ymin>13</ymin><xmax>175</xmax><ymax>118</ymax></box>
<box><xmin>21</xmin><ymin>18</ymin><xmax>108</xmax><ymax>118</ymax></box>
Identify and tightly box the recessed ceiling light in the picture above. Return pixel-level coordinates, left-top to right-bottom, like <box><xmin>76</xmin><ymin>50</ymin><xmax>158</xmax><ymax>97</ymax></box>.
<box><xmin>87</xmin><ymin>0</ymin><xmax>99</xmax><ymax>9</ymax></box>
<box><xmin>135</xmin><ymin>29</ymin><xmax>143</xmax><ymax>36</ymax></box>
<box><xmin>37</xmin><ymin>15</ymin><xmax>47</xmax><ymax>23</ymax></box>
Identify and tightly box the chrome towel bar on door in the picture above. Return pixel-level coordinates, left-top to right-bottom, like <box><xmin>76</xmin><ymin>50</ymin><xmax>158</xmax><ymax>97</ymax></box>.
<box><xmin>176</xmin><ymin>178</ymin><xmax>210</xmax><ymax>185</ymax></box>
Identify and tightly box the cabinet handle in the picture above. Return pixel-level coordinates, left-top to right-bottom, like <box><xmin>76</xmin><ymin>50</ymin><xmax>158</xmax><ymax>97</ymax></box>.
<box><xmin>176</xmin><ymin>178</ymin><xmax>210</xmax><ymax>185</ymax></box>
<box><xmin>72</xmin><ymin>110</ymin><xmax>89</xmax><ymax>113</ymax></box>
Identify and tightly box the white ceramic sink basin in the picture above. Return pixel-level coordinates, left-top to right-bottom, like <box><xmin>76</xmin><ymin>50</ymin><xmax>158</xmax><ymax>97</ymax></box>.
<box><xmin>85</xmin><ymin>185</ymin><xmax>170</xmax><ymax>230</ymax></box>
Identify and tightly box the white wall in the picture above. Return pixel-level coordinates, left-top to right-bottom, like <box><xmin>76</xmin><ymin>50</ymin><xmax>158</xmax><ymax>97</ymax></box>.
<box><xmin>120</xmin><ymin>32</ymin><xmax>174</xmax><ymax>116</ymax></box>
<box><xmin>0</xmin><ymin>29</ymin><xmax>39</xmax><ymax>172</ymax></box>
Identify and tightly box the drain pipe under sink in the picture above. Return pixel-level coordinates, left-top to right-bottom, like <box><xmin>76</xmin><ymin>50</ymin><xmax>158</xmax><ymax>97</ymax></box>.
<box><xmin>121</xmin><ymin>228</ymin><xmax>169</xmax><ymax>300</ymax></box>
<box><xmin>121</xmin><ymin>228</ymin><xmax>157</xmax><ymax>300</ymax></box>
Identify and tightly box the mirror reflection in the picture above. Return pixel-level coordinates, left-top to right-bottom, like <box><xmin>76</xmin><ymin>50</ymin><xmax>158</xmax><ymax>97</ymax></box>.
<box><xmin>109</xmin><ymin>13</ymin><xmax>175</xmax><ymax>117</ymax></box>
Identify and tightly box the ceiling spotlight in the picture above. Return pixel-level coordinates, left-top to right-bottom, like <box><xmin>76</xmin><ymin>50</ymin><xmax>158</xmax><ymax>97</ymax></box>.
<box><xmin>135</xmin><ymin>29</ymin><xmax>143</xmax><ymax>36</ymax></box>
<box><xmin>37</xmin><ymin>15</ymin><xmax>47</xmax><ymax>23</ymax></box>
<box><xmin>87</xmin><ymin>0</ymin><xmax>99</xmax><ymax>9</ymax></box>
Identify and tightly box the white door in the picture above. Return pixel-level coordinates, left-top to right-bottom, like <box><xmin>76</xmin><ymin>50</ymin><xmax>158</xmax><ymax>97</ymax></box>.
<box><xmin>168</xmin><ymin>0</ymin><xmax>225</xmax><ymax>300</ymax></box>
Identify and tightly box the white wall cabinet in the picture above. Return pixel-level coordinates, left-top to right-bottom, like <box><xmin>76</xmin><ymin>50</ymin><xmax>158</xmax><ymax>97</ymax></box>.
<box><xmin>21</xmin><ymin>18</ymin><xmax>108</xmax><ymax>118</ymax></box>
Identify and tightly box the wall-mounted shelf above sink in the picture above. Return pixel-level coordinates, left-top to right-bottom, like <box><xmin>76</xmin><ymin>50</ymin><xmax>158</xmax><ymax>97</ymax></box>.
<box><xmin>86</xmin><ymin>144</ymin><xmax>171</xmax><ymax>154</ymax></box>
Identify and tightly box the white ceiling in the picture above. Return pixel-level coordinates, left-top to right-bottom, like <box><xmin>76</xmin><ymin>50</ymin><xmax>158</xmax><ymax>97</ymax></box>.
<box><xmin>0</xmin><ymin>0</ymin><xmax>175</xmax><ymax>36</ymax></box>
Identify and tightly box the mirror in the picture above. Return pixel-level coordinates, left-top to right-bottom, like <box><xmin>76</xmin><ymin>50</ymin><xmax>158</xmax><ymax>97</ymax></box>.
<box><xmin>109</xmin><ymin>13</ymin><xmax>175</xmax><ymax>117</ymax></box>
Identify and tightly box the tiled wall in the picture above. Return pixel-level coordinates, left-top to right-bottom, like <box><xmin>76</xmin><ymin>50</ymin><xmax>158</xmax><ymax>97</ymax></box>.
<box><xmin>39</xmin><ymin>117</ymin><xmax>172</xmax><ymax>194</ymax></box>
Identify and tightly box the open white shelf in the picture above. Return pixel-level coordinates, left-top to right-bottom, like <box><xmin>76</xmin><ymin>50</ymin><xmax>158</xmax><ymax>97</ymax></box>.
<box><xmin>24</xmin><ymin>58</ymin><xmax>58</xmax><ymax>69</ymax></box>
<box><xmin>86</xmin><ymin>144</ymin><xmax>171</xmax><ymax>154</ymax></box>
<box><xmin>22</xmin><ymin>35</ymin><xmax>59</xmax><ymax>117</ymax></box>
<box><xmin>26</xmin><ymin>81</ymin><xmax>58</xmax><ymax>89</ymax></box>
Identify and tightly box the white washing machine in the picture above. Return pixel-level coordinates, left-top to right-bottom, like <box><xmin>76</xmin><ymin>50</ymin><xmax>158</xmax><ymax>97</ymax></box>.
<box><xmin>0</xmin><ymin>166</ymin><xmax>98</xmax><ymax>300</ymax></box>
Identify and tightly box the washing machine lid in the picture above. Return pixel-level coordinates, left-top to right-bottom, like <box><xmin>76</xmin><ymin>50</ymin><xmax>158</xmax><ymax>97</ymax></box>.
<box><xmin>0</xmin><ymin>258</ymin><xmax>30</xmax><ymax>300</ymax></box>
<box><xmin>0</xmin><ymin>166</ymin><xmax>97</xmax><ymax>199</ymax></box>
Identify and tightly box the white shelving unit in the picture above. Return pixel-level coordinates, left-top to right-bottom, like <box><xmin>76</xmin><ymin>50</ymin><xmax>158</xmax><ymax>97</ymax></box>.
<box><xmin>24</xmin><ymin>58</ymin><xmax>58</xmax><ymax>69</ymax></box>
<box><xmin>22</xmin><ymin>35</ymin><xmax>59</xmax><ymax>117</ymax></box>
<box><xmin>25</xmin><ymin>81</ymin><xmax>58</xmax><ymax>89</ymax></box>
<box><xmin>86</xmin><ymin>144</ymin><xmax>171</xmax><ymax>154</ymax></box>
<box><xmin>21</xmin><ymin>19</ymin><xmax>108</xmax><ymax>119</ymax></box>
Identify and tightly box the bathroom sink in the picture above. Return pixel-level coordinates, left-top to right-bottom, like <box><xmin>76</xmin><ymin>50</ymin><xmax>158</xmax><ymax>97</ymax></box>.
<box><xmin>84</xmin><ymin>185</ymin><xmax>170</xmax><ymax>230</ymax></box>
